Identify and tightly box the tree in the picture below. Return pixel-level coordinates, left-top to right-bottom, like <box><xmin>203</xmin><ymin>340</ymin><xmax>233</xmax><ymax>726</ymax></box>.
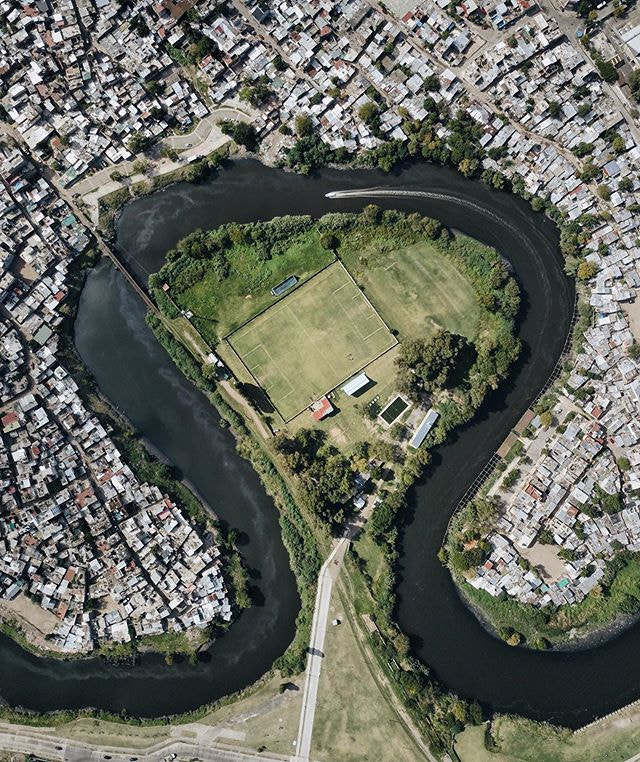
<box><xmin>506</xmin><ymin>632</ymin><xmax>522</xmax><ymax>646</ymax></box>
<box><xmin>617</xmin><ymin>456</ymin><xmax>631</xmax><ymax>472</ymax></box>
<box><xmin>611</xmin><ymin>134</ymin><xmax>625</xmax><ymax>154</ymax></box>
<box><xmin>573</xmin><ymin>142</ymin><xmax>594</xmax><ymax>158</ymax></box>
<box><xmin>239</xmin><ymin>77</ymin><xmax>272</xmax><ymax>107</ymax></box>
<box><xmin>319</xmin><ymin>232</ymin><xmax>339</xmax><ymax>250</ymax></box>
<box><xmin>132</xmin><ymin>158</ymin><xmax>150</xmax><ymax>175</ymax></box>
<box><xmin>396</xmin><ymin>330</ymin><xmax>470</xmax><ymax>396</ymax></box>
<box><xmin>358</xmin><ymin>101</ymin><xmax>380</xmax><ymax>127</ymax></box>
<box><xmin>594</xmin><ymin>54</ymin><xmax>618</xmax><ymax>83</ymax></box>
<box><xmin>423</xmin><ymin>73</ymin><xmax>440</xmax><ymax>91</ymax></box>
<box><xmin>597</xmin><ymin>184</ymin><xmax>612</xmax><ymax>201</ymax></box>
<box><xmin>362</xmin><ymin>204</ymin><xmax>381</xmax><ymax>224</ymax></box>
<box><xmin>130</xmin><ymin>13</ymin><xmax>150</xmax><ymax>36</ymax></box>
<box><xmin>580</xmin><ymin>161</ymin><xmax>600</xmax><ymax>182</ymax></box>
<box><xmin>548</xmin><ymin>101</ymin><xmax>562</xmax><ymax>119</ymax></box>
<box><xmin>284</xmin><ymin>134</ymin><xmax>338</xmax><ymax>174</ymax></box>
<box><xmin>595</xmin><ymin>485</ymin><xmax>622</xmax><ymax>514</ymax></box>
<box><xmin>458</xmin><ymin>157</ymin><xmax>479</xmax><ymax>177</ymax></box>
<box><xmin>161</xmin><ymin>146</ymin><xmax>179</xmax><ymax>161</ymax></box>
<box><xmin>577</xmin><ymin>260</ymin><xmax>597</xmax><ymax>280</ymax></box>
<box><xmin>618</xmin><ymin>176</ymin><xmax>633</xmax><ymax>192</ymax></box>
<box><xmin>127</xmin><ymin>132</ymin><xmax>154</xmax><ymax>154</ymax></box>
<box><xmin>294</xmin><ymin>113</ymin><xmax>313</xmax><ymax>137</ymax></box>
<box><xmin>531</xmin><ymin>637</ymin><xmax>549</xmax><ymax>650</ymax></box>
<box><xmin>577</xmin><ymin>102</ymin><xmax>591</xmax><ymax>118</ymax></box>
<box><xmin>539</xmin><ymin>410</ymin><xmax>553</xmax><ymax>427</ymax></box>
<box><xmin>219</xmin><ymin>120</ymin><xmax>259</xmax><ymax>152</ymax></box>
<box><xmin>538</xmin><ymin>528</ymin><xmax>554</xmax><ymax>544</ymax></box>
<box><xmin>629</xmin><ymin>69</ymin><xmax>640</xmax><ymax>102</ymax></box>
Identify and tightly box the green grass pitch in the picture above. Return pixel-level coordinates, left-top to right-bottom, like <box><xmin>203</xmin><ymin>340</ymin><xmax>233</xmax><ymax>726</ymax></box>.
<box><xmin>227</xmin><ymin>262</ymin><xmax>397</xmax><ymax>421</ymax></box>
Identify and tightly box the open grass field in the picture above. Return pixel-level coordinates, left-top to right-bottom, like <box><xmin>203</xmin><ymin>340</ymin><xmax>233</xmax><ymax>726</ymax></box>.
<box><xmin>227</xmin><ymin>262</ymin><xmax>397</xmax><ymax>421</ymax></box>
<box><xmin>311</xmin><ymin>583</ymin><xmax>425</xmax><ymax>762</ymax></box>
<box><xmin>177</xmin><ymin>230</ymin><xmax>335</xmax><ymax>342</ymax></box>
<box><xmin>456</xmin><ymin>709</ymin><xmax>640</xmax><ymax>762</ymax></box>
<box><xmin>341</xmin><ymin>239</ymin><xmax>481</xmax><ymax>341</ymax></box>
<box><xmin>285</xmin><ymin>345</ymin><xmax>402</xmax><ymax>448</ymax></box>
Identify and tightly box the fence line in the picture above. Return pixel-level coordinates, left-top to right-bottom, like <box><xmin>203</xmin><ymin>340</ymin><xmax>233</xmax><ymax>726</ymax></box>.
<box><xmin>444</xmin><ymin>292</ymin><xmax>581</xmax><ymax>540</ymax></box>
<box><xmin>574</xmin><ymin>696</ymin><xmax>640</xmax><ymax>733</ymax></box>
<box><xmin>530</xmin><ymin>292</ymin><xmax>580</xmax><ymax>408</ymax></box>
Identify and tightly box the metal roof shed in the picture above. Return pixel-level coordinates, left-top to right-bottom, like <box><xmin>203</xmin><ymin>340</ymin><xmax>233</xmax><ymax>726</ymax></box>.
<box><xmin>409</xmin><ymin>409</ymin><xmax>439</xmax><ymax>449</ymax></box>
<box><xmin>342</xmin><ymin>372</ymin><xmax>370</xmax><ymax>396</ymax></box>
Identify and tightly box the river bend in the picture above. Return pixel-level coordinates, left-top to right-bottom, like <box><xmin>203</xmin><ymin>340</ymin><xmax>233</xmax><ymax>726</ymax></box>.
<box><xmin>0</xmin><ymin>161</ymin><xmax>631</xmax><ymax>727</ymax></box>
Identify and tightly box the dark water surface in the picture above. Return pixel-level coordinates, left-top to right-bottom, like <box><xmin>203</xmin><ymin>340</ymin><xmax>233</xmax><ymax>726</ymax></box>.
<box><xmin>0</xmin><ymin>160</ymin><xmax>632</xmax><ymax>727</ymax></box>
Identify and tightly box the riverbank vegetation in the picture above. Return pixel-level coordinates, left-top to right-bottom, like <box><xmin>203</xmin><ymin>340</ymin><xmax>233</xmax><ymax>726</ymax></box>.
<box><xmin>97</xmin><ymin>144</ymin><xmax>231</xmax><ymax>236</ymax></box>
<box><xmin>451</xmin><ymin>535</ymin><xmax>640</xmax><ymax>648</ymax></box>
<box><xmin>456</xmin><ymin>708</ymin><xmax>640</xmax><ymax>762</ymax></box>
<box><xmin>343</xmin><ymin>506</ymin><xmax>485</xmax><ymax>755</ymax></box>
<box><xmin>143</xmin><ymin>316</ymin><xmax>323</xmax><ymax>677</ymax></box>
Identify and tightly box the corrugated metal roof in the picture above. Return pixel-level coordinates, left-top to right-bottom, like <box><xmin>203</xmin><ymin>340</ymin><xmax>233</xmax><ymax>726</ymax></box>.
<box><xmin>409</xmin><ymin>409</ymin><xmax>439</xmax><ymax>449</ymax></box>
<box><xmin>342</xmin><ymin>372</ymin><xmax>370</xmax><ymax>396</ymax></box>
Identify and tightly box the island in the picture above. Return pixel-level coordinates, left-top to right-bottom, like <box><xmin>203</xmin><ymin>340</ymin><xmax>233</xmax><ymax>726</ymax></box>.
<box><xmin>149</xmin><ymin>207</ymin><xmax>520</xmax><ymax>526</ymax></box>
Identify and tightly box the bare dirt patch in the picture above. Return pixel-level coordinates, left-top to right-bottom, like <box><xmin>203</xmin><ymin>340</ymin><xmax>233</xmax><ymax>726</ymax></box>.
<box><xmin>2</xmin><ymin>594</ymin><xmax>59</xmax><ymax>636</ymax></box>
<box><xmin>521</xmin><ymin>542</ymin><xmax>567</xmax><ymax>583</ymax></box>
<box><xmin>623</xmin><ymin>300</ymin><xmax>640</xmax><ymax>343</ymax></box>
<box><xmin>329</xmin><ymin>425</ymin><xmax>348</xmax><ymax>447</ymax></box>
<box><xmin>11</xmin><ymin>256</ymin><xmax>38</xmax><ymax>283</ymax></box>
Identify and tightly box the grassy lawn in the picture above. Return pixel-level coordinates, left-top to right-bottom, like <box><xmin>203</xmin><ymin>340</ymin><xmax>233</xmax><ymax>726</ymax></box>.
<box><xmin>51</xmin><ymin>674</ymin><xmax>302</xmax><ymax>756</ymax></box>
<box><xmin>228</xmin><ymin>262</ymin><xmax>396</xmax><ymax>421</ymax></box>
<box><xmin>352</xmin><ymin>530</ymin><xmax>389</xmax><ymax>590</ymax></box>
<box><xmin>456</xmin><ymin>711</ymin><xmax>640</xmax><ymax>762</ymax></box>
<box><xmin>340</xmin><ymin>239</ymin><xmax>481</xmax><ymax>341</ymax></box>
<box><xmin>177</xmin><ymin>230</ymin><xmax>334</xmax><ymax>341</ymax></box>
<box><xmin>55</xmin><ymin>718</ymin><xmax>172</xmax><ymax>749</ymax></box>
<box><xmin>198</xmin><ymin>673</ymin><xmax>303</xmax><ymax>757</ymax></box>
<box><xmin>312</xmin><ymin>583</ymin><xmax>424</xmax><ymax>762</ymax></box>
<box><xmin>157</xmin><ymin>213</ymin><xmax>511</xmax><ymax>450</ymax></box>
<box><xmin>285</xmin><ymin>339</ymin><xmax>402</xmax><ymax>446</ymax></box>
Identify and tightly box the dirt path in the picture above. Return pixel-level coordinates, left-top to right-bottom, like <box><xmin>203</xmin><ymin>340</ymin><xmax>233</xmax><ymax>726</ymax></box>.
<box><xmin>220</xmin><ymin>380</ymin><xmax>271</xmax><ymax>440</ymax></box>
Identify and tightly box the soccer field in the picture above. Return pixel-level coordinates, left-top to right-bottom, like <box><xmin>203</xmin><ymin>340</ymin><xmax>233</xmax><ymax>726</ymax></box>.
<box><xmin>227</xmin><ymin>262</ymin><xmax>397</xmax><ymax>421</ymax></box>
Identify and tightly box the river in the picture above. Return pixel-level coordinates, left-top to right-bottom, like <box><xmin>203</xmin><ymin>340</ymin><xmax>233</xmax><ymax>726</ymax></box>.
<box><xmin>0</xmin><ymin>159</ymin><xmax>635</xmax><ymax>728</ymax></box>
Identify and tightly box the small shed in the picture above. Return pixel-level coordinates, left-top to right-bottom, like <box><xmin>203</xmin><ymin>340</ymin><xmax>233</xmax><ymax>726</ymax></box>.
<box><xmin>341</xmin><ymin>372</ymin><xmax>370</xmax><ymax>397</ymax></box>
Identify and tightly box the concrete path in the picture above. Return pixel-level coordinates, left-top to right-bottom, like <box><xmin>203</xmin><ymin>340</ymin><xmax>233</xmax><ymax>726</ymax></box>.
<box><xmin>292</xmin><ymin>538</ymin><xmax>348</xmax><ymax>761</ymax></box>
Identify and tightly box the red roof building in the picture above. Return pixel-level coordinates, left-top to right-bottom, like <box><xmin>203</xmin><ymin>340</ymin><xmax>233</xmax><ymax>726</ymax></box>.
<box><xmin>310</xmin><ymin>396</ymin><xmax>334</xmax><ymax>421</ymax></box>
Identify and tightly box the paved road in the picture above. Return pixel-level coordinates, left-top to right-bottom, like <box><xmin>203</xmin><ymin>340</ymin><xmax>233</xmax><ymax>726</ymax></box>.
<box><xmin>67</xmin><ymin>105</ymin><xmax>254</xmax><ymax>222</ymax></box>
<box><xmin>535</xmin><ymin>0</ymin><xmax>640</xmax><ymax>146</ymax></box>
<box><xmin>292</xmin><ymin>538</ymin><xmax>348</xmax><ymax>761</ymax></box>
<box><xmin>164</xmin><ymin>107</ymin><xmax>251</xmax><ymax>150</ymax></box>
